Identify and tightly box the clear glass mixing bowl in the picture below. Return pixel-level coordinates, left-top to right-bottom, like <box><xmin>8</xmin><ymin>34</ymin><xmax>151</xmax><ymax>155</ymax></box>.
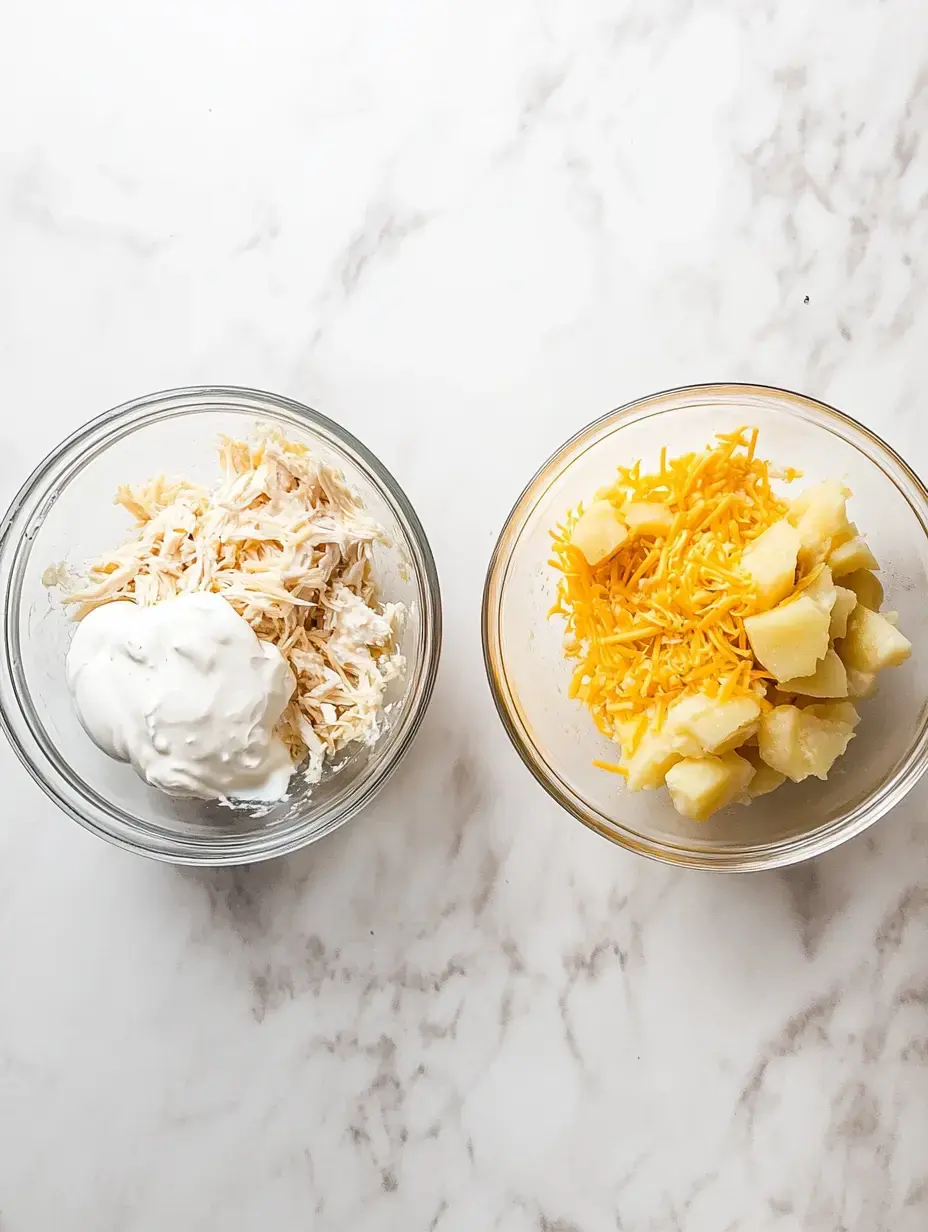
<box><xmin>483</xmin><ymin>383</ymin><xmax>928</xmax><ymax>871</ymax></box>
<box><xmin>0</xmin><ymin>386</ymin><xmax>441</xmax><ymax>865</ymax></box>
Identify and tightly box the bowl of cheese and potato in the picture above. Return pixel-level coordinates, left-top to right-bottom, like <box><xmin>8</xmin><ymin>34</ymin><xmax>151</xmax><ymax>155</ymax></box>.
<box><xmin>483</xmin><ymin>384</ymin><xmax>928</xmax><ymax>871</ymax></box>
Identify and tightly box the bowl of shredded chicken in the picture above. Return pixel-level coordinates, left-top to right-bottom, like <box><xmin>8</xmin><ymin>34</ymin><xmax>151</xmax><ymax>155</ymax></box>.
<box><xmin>64</xmin><ymin>425</ymin><xmax>407</xmax><ymax>792</ymax></box>
<box><xmin>0</xmin><ymin>387</ymin><xmax>441</xmax><ymax>863</ymax></box>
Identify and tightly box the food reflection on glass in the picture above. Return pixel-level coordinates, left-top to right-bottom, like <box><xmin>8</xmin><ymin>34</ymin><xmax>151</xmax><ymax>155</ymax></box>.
<box><xmin>58</xmin><ymin>426</ymin><xmax>405</xmax><ymax>803</ymax></box>
<box><xmin>549</xmin><ymin>427</ymin><xmax>911</xmax><ymax>822</ymax></box>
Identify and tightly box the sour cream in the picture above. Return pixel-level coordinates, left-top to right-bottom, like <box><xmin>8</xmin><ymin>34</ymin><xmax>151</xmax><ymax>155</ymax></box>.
<box><xmin>65</xmin><ymin>593</ymin><xmax>296</xmax><ymax>801</ymax></box>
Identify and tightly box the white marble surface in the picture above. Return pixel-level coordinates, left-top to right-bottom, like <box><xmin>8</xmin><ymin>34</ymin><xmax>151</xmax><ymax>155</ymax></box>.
<box><xmin>2</xmin><ymin>1</ymin><xmax>928</xmax><ymax>1228</ymax></box>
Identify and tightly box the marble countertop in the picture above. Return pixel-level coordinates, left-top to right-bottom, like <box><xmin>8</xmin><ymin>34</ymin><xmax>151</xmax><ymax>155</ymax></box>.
<box><xmin>2</xmin><ymin>1</ymin><xmax>928</xmax><ymax>1228</ymax></box>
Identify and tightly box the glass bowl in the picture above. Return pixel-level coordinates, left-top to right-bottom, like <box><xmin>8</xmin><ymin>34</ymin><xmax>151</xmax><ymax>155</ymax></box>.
<box><xmin>483</xmin><ymin>383</ymin><xmax>928</xmax><ymax>871</ymax></box>
<box><xmin>0</xmin><ymin>386</ymin><xmax>441</xmax><ymax>865</ymax></box>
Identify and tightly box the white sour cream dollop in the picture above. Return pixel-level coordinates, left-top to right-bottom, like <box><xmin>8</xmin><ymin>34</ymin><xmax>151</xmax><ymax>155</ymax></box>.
<box><xmin>66</xmin><ymin>593</ymin><xmax>296</xmax><ymax>801</ymax></box>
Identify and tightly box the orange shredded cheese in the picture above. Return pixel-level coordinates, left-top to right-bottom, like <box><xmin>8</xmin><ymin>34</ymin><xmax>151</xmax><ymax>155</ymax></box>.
<box><xmin>550</xmin><ymin>427</ymin><xmax>804</xmax><ymax>745</ymax></box>
<box><xmin>592</xmin><ymin>760</ymin><xmax>629</xmax><ymax>776</ymax></box>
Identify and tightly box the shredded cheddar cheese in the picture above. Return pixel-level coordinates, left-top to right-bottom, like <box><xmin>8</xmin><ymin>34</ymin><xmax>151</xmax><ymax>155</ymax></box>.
<box><xmin>549</xmin><ymin>428</ymin><xmax>803</xmax><ymax>752</ymax></box>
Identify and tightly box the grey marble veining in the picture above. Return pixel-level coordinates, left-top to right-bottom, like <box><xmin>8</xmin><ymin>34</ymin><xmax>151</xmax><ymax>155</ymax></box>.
<box><xmin>1</xmin><ymin>1</ymin><xmax>928</xmax><ymax>1228</ymax></box>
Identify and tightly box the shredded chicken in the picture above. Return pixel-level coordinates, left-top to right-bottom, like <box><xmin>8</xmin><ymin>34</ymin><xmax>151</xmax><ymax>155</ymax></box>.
<box><xmin>64</xmin><ymin>426</ymin><xmax>405</xmax><ymax>782</ymax></box>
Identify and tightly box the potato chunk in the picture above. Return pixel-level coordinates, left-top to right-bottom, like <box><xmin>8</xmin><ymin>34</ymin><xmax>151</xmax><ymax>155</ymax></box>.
<box><xmin>622</xmin><ymin>501</ymin><xmax>674</xmax><ymax>538</ymax></box>
<box><xmin>623</xmin><ymin>729</ymin><xmax>681</xmax><ymax>792</ymax></box>
<box><xmin>803</xmin><ymin>701</ymin><xmax>860</xmax><ymax>729</ymax></box>
<box><xmin>571</xmin><ymin>500</ymin><xmax>628</xmax><ymax>567</ymax></box>
<box><xmin>664</xmin><ymin>752</ymin><xmax>755</xmax><ymax>821</ymax></box>
<box><xmin>831</xmin><ymin>520</ymin><xmax>858</xmax><ymax>549</ymax></box>
<box><xmin>613</xmin><ymin>717</ymin><xmax>643</xmax><ymax>757</ymax></box>
<box><xmin>779</xmin><ymin>647</ymin><xmax>848</xmax><ymax>699</ymax></box>
<box><xmin>666</xmin><ymin>693</ymin><xmax>761</xmax><ymax>756</ymax></box>
<box><xmin>829</xmin><ymin>536</ymin><xmax>880</xmax><ymax>578</ymax></box>
<box><xmin>829</xmin><ymin>587</ymin><xmax>857</xmax><ymax>640</ymax></box>
<box><xmin>744</xmin><ymin>594</ymin><xmax>831</xmax><ymax>682</ymax></box>
<box><xmin>840</xmin><ymin>603</ymin><xmax>912</xmax><ymax>671</ymax></box>
<box><xmin>747</xmin><ymin>761</ymin><xmax>787</xmax><ymax>798</ymax></box>
<box><xmin>803</xmin><ymin>565</ymin><xmax>837</xmax><ymax>618</ymax></box>
<box><xmin>740</xmin><ymin>519</ymin><xmax>800</xmax><ymax>610</ymax></box>
<box><xmin>788</xmin><ymin>480</ymin><xmax>851</xmax><ymax>564</ymax></box>
<box><xmin>841</xmin><ymin>570</ymin><xmax>884</xmax><ymax>611</ymax></box>
<box><xmin>740</xmin><ymin>748</ymin><xmax>787</xmax><ymax>797</ymax></box>
<box><xmin>845</xmin><ymin>667</ymin><xmax>877</xmax><ymax>699</ymax></box>
<box><xmin>798</xmin><ymin>718</ymin><xmax>856</xmax><ymax>780</ymax></box>
<box><xmin>758</xmin><ymin>705</ymin><xmax>803</xmax><ymax>778</ymax></box>
<box><xmin>758</xmin><ymin>704</ymin><xmax>856</xmax><ymax>782</ymax></box>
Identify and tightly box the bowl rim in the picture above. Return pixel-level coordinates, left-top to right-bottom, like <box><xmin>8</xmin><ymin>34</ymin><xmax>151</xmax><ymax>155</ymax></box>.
<box><xmin>482</xmin><ymin>381</ymin><xmax>928</xmax><ymax>871</ymax></box>
<box><xmin>0</xmin><ymin>384</ymin><xmax>442</xmax><ymax>865</ymax></box>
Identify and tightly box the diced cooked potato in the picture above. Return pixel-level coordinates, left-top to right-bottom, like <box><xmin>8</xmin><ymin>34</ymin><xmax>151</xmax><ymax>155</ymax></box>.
<box><xmin>787</xmin><ymin>481</ymin><xmax>839</xmax><ymax>525</ymax></box>
<box><xmin>571</xmin><ymin>500</ymin><xmax>629</xmax><ymax>567</ymax></box>
<box><xmin>840</xmin><ymin>603</ymin><xmax>912</xmax><ymax>671</ymax></box>
<box><xmin>831</xmin><ymin>520</ymin><xmax>858</xmax><ymax>549</ymax></box>
<box><xmin>799</xmin><ymin>716</ymin><xmax>856</xmax><ymax>780</ymax></box>
<box><xmin>883</xmin><ymin>611</ymin><xmax>899</xmax><ymax>625</ymax></box>
<box><xmin>829</xmin><ymin>587</ymin><xmax>857</xmax><ymax>640</ymax></box>
<box><xmin>624</xmin><ymin>729</ymin><xmax>681</xmax><ymax>791</ymax></box>
<box><xmin>740</xmin><ymin>519</ymin><xmax>800</xmax><ymax>610</ymax></box>
<box><xmin>780</xmin><ymin>647</ymin><xmax>848</xmax><ymax>698</ymax></box>
<box><xmin>758</xmin><ymin>704</ymin><xmax>856</xmax><ymax>782</ymax></box>
<box><xmin>664</xmin><ymin>752</ymin><xmax>755</xmax><ymax>821</ymax></box>
<box><xmin>845</xmin><ymin>667</ymin><xmax>877</xmax><ymax>699</ymax></box>
<box><xmin>747</xmin><ymin>761</ymin><xmax>787</xmax><ymax>798</ymax></box>
<box><xmin>829</xmin><ymin>535</ymin><xmax>880</xmax><ymax>578</ymax></box>
<box><xmin>740</xmin><ymin>748</ymin><xmax>787</xmax><ymax>798</ymax></box>
<box><xmin>744</xmin><ymin>594</ymin><xmax>831</xmax><ymax>682</ymax></box>
<box><xmin>803</xmin><ymin>701</ymin><xmax>860</xmax><ymax>729</ymax></box>
<box><xmin>666</xmin><ymin>693</ymin><xmax>761</xmax><ymax>756</ymax></box>
<box><xmin>803</xmin><ymin>566</ymin><xmax>837</xmax><ymax>618</ymax></box>
<box><xmin>622</xmin><ymin>501</ymin><xmax>674</xmax><ymax>538</ymax></box>
<box><xmin>788</xmin><ymin>480</ymin><xmax>851</xmax><ymax>564</ymax></box>
<box><xmin>613</xmin><ymin>717</ymin><xmax>642</xmax><ymax>757</ymax></box>
<box><xmin>758</xmin><ymin>706</ymin><xmax>803</xmax><ymax>779</ymax></box>
<box><xmin>841</xmin><ymin>570</ymin><xmax>884</xmax><ymax>610</ymax></box>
